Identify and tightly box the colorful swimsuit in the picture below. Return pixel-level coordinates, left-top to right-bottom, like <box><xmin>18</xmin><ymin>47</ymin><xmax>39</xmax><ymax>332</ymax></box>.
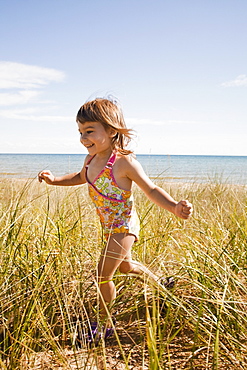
<box><xmin>85</xmin><ymin>153</ymin><xmax>140</xmax><ymax>241</ymax></box>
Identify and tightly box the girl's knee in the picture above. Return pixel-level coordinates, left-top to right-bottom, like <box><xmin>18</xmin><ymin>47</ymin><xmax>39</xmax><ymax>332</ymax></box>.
<box><xmin>97</xmin><ymin>273</ymin><xmax>112</xmax><ymax>284</ymax></box>
<box><xmin>118</xmin><ymin>261</ymin><xmax>133</xmax><ymax>274</ymax></box>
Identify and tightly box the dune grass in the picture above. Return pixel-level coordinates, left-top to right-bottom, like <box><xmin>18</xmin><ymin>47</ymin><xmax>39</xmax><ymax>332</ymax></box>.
<box><xmin>0</xmin><ymin>178</ymin><xmax>246</xmax><ymax>369</ymax></box>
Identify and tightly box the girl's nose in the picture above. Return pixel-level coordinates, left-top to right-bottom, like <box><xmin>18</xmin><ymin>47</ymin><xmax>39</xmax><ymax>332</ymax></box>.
<box><xmin>80</xmin><ymin>133</ymin><xmax>86</xmax><ymax>141</ymax></box>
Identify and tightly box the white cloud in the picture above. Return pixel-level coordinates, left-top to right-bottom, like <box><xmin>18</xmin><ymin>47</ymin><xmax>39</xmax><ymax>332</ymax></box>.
<box><xmin>0</xmin><ymin>108</ymin><xmax>74</xmax><ymax>122</ymax></box>
<box><xmin>0</xmin><ymin>90</ymin><xmax>40</xmax><ymax>106</ymax></box>
<box><xmin>221</xmin><ymin>74</ymin><xmax>247</xmax><ymax>87</ymax></box>
<box><xmin>126</xmin><ymin>118</ymin><xmax>166</xmax><ymax>126</ymax></box>
<box><xmin>126</xmin><ymin>117</ymin><xmax>198</xmax><ymax>126</ymax></box>
<box><xmin>0</xmin><ymin>61</ymin><xmax>65</xmax><ymax>107</ymax></box>
<box><xmin>0</xmin><ymin>61</ymin><xmax>65</xmax><ymax>89</ymax></box>
<box><xmin>0</xmin><ymin>136</ymin><xmax>82</xmax><ymax>154</ymax></box>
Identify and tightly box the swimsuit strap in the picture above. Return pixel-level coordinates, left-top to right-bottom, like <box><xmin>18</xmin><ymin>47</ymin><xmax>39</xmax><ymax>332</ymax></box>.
<box><xmin>106</xmin><ymin>152</ymin><xmax>116</xmax><ymax>167</ymax></box>
<box><xmin>85</xmin><ymin>154</ymin><xmax>95</xmax><ymax>167</ymax></box>
<box><xmin>86</xmin><ymin>152</ymin><xmax>116</xmax><ymax>168</ymax></box>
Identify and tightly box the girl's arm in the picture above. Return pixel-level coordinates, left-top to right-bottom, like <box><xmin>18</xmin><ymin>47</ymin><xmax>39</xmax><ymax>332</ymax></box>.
<box><xmin>125</xmin><ymin>158</ymin><xmax>192</xmax><ymax>219</ymax></box>
<box><xmin>38</xmin><ymin>156</ymin><xmax>88</xmax><ymax>186</ymax></box>
<box><xmin>38</xmin><ymin>170</ymin><xmax>86</xmax><ymax>186</ymax></box>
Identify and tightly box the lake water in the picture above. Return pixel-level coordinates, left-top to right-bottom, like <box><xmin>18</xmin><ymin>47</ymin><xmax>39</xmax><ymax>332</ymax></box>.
<box><xmin>0</xmin><ymin>153</ymin><xmax>247</xmax><ymax>184</ymax></box>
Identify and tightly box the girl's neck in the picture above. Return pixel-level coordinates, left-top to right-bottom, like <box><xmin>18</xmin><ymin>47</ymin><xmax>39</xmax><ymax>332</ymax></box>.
<box><xmin>94</xmin><ymin>148</ymin><xmax>114</xmax><ymax>160</ymax></box>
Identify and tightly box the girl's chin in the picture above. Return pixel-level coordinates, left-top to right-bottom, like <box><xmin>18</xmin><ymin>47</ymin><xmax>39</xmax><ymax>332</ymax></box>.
<box><xmin>85</xmin><ymin>145</ymin><xmax>95</xmax><ymax>152</ymax></box>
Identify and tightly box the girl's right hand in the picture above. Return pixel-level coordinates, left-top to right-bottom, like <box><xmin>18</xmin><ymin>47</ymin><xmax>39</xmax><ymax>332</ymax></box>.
<box><xmin>38</xmin><ymin>170</ymin><xmax>55</xmax><ymax>185</ymax></box>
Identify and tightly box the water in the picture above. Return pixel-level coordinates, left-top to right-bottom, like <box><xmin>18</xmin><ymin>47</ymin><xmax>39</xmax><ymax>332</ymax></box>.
<box><xmin>0</xmin><ymin>153</ymin><xmax>247</xmax><ymax>184</ymax></box>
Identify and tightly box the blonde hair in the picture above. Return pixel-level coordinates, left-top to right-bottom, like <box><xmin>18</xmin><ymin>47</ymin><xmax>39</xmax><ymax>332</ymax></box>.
<box><xmin>76</xmin><ymin>98</ymin><xmax>133</xmax><ymax>155</ymax></box>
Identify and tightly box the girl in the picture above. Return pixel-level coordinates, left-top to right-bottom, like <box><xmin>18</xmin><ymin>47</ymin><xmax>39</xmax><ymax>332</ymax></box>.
<box><xmin>38</xmin><ymin>98</ymin><xmax>192</xmax><ymax>343</ymax></box>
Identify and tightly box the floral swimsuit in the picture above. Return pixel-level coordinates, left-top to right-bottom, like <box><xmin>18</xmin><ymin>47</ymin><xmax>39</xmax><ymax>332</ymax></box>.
<box><xmin>85</xmin><ymin>152</ymin><xmax>140</xmax><ymax>241</ymax></box>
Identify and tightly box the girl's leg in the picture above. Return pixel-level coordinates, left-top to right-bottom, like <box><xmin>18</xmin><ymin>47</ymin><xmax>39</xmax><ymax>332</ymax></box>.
<box><xmin>97</xmin><ymin>233</ymin><xmax>169</xmax><ymax>320</ymax></box>
<box><xmin>97</xmin><ymin>233</ymin><xmax>135</xmax><ymax>318</ymax></box>
<box><xmin>119</xmin><ymin>250</ymin><xmax>160</xmax><ymax>282</ymax></box>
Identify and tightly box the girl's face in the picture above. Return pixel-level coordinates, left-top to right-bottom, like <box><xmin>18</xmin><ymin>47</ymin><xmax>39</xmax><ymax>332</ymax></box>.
<box><xmin>78</xmin><ymin>121</ymin><xmax>114</xmax><ymax>156</ymax></box>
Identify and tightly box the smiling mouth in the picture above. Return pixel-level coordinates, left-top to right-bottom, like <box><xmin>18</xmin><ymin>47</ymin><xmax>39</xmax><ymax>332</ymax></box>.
<box><xmin>84</xmin><ymin>144</ymin><xmax>94</xmax><ymax>148</ymax></box>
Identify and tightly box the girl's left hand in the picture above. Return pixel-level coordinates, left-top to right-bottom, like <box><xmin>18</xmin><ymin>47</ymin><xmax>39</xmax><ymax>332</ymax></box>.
<box><xmin>174</xmin><ymin>200</ymin><xmax>193</xmax><ymax>220</ymax></box>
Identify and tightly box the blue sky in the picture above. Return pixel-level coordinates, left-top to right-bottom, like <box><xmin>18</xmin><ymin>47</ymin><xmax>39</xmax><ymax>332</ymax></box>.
<box><xmin>0</xmin><ymin>0</ymin><xmax>246</xmax><ymax>155</ymax></box>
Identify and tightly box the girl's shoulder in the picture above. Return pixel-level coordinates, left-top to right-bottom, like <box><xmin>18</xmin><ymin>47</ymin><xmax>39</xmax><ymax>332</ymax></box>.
<box><xmin>114</xmin><ymin>153</ymin><xmax>141</xmax><ymax>174</ymax></box>
<box><xmin>115</xmin><ymin>153</ymin><xmax>137</xmax><ymax>166</ymax></box>
<box><xmin>114</xmin><ymin>152</ymin><xmax>150</xmax><ymax>185</ymax></box>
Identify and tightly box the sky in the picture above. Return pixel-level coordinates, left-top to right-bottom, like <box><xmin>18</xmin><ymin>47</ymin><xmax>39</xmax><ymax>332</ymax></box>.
<box><xmin>0</xmin><ymin>0</ymin><xmax>247</xmax><ymax>156</ymax></box>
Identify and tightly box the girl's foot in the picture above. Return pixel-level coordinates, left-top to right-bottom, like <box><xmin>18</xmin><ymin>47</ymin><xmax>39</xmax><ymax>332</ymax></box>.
<box><xmin>85</xmin><ymin>318</ymin><xmax>116</xmax><ymax>346</ymax></box>
<box><xmin>161</xmin><ymin>276</ymin><xmax>175</xmax><ymax>289</ymax></box>
<box><xmin>158</xmin><ymin>277</ymin><xmax>175</xmax><ymax>316</ymax></box>
<box><xmin>87</xmin><ymin>322</ymin><xmax>101</xmax><ymax>344</ymax></box>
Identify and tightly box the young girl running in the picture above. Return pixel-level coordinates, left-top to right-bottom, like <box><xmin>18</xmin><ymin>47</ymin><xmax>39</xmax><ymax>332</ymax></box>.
<box><xmin>38</xmin><ymin>98</ymin><xmax>192</xmax><ymax>343</ymax></box>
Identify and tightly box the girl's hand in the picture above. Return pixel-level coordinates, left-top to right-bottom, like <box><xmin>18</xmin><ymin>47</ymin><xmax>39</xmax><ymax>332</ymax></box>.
<box><xmin>174</xmin><ymin>200</ymin><xmax>193</xmax><ymax>220</ymax></box>
<box><xmin>38</xmin><ymin>170</ymin><xmax>55</xmax><ymax>185</ymax></box>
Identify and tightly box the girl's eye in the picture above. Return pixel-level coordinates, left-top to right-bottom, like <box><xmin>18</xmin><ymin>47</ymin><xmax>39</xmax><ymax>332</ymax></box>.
<box><xmin>86</xmin><ymin>130</ymin><xmax>93</xmax><ymax>134</ymax></box>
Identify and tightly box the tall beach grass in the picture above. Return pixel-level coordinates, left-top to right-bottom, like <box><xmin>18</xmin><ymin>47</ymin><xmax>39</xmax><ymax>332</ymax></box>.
<box><xmin>0</xmin><ymin>178</ymin><xmax>246</xmax><ymax>369</ymax></box>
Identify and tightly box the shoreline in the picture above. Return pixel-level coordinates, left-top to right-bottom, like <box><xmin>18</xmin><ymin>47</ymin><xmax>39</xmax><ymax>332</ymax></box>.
<box><xmin>0</xmin><ymin>177</ymin><xmax>246</xmax><ymax>189</ymax></box>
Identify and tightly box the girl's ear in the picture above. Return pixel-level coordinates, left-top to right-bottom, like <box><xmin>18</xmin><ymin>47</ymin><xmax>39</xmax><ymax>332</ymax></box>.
<box><xmin>108</xmin><ymin>128</ymin><xmax>117</xmax><ymax>138</ymax></box>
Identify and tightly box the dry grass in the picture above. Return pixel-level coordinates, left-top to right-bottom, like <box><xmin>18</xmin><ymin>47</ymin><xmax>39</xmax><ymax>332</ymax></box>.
<box><xmin>0</xmin><ymin>178</ymin><xmax>246</xmax><ymax>369</ymax></box>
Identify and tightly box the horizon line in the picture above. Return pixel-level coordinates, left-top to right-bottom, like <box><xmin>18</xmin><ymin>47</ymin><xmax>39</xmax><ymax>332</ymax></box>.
<box><xmin>1</xmin><ymin>152</ymin><xmax>247</xmax><ymax>157</ymax></box>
